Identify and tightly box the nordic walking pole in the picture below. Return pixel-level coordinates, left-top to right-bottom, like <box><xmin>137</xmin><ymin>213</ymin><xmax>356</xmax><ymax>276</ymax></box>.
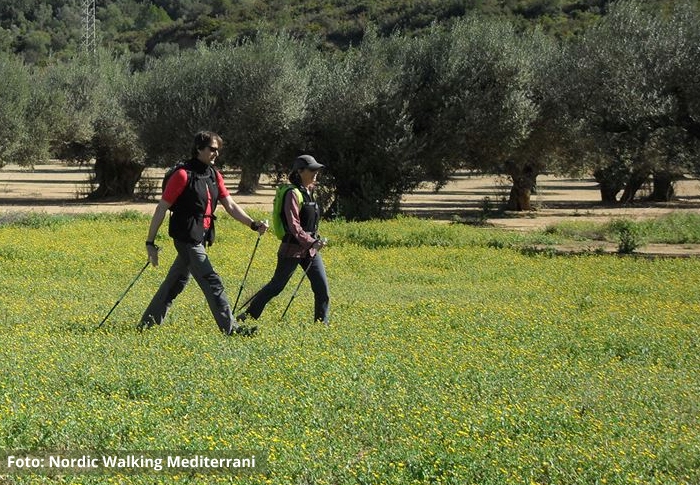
<box><xmin>280</xmin><ymin>238</ymin><xmax>327</xmax><ymax>320</ymax></box>
<box><xmin>233</xmin><ymin>220</ymin><xmax>267</xmax><ymax>315</ymax></box>
<box><xmin>95</xmin><ymin>260</ymin><xmax>150</xmax><ymax>330</ymax></box>
<box><xmin>280</xmin><ymin>258</ymin><xmax>314</xmax><ymax>321</ymax></box>
<box><xmin>236</xmin><ymin>286</ymin><xmax>263</xmax><ymax>315</ymax></box>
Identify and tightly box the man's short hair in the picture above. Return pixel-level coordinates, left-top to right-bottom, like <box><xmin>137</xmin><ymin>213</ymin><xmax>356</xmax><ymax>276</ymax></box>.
<box><xmin>192</xmin><ymin>131</ymin><xmax>223</xmax><ymax>157</ymax></box>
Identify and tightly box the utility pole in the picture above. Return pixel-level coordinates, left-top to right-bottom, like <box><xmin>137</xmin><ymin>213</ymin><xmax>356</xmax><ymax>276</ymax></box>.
<box><xmin>81</xmin><ymin>0</ymin><xmax>96</xmax><ymax>54</ymax></box>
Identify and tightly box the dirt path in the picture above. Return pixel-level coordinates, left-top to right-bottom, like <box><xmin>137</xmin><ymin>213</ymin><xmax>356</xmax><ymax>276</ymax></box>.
<box><xmin>0</xmin><ymin>163</ymin><xmax>276</xmax><ymax>216</ymax></box>
<box><xmin>2</xmin><ymin>163</ymin><xmax>700</xmax><ymax>256</ymax></box>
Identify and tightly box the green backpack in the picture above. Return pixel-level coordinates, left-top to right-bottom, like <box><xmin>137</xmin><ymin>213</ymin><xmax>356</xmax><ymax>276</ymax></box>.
<box><xmin>272</xmin><ymin>184</ymin><xmax>304</xmax><ymax>240</ymax></box>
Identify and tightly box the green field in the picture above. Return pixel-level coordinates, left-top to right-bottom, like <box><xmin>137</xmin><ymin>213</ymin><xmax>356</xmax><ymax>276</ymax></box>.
<box><xmin>0</xmin><ymin>213</ymin><xmax>699</xmax><ymax>485</ymax></box>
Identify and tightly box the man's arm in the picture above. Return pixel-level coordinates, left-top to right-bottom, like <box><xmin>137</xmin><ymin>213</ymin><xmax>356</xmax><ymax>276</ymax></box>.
<box><xmin>219</xmin><ymin>195</ymin><xmax>268</xmax><ymax>235</ymax></box>
<box><xmin>147</xmin><ymin>199</ymin><xmax>171</xmax><ymax>242</ymax></box>
<box><xmin>145</xmin><ymin>199</ymin><xmax>172</xmax><ymax>266</ymax></box>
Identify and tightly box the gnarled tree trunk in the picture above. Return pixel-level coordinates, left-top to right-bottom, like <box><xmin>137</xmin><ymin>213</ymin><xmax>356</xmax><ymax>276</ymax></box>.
<box><xmin>619</xmin><ymin>170</ymin><xmax>650</xmax><ymax>204</ymax></box>
<box><xmin>236</xmin><ymin>166</ymin><xmax>262</xmax><ymax>195</ymax></box>
<box><xmin>649</xmin><ymin>171</ymin><xmax>677</xmax><ymax>202</ymax></box>
<box><xmin>89</xmin><ymin>157</ymin><xmax>144</xmax><ymax>199</ymax></box>
<box><xmin>506</xmin><ymin>163</ymin><xmax>538</xmax><ymax>211</ymax></box>
<box><xmin>593</xmin><ymin>165</ymin><xmax>626</xmax><ymax>204</ymax></box>
<box><xmin>87</xmin><ymin>115</ymin><xmax>145</xmax><ymax>200</ymax></box>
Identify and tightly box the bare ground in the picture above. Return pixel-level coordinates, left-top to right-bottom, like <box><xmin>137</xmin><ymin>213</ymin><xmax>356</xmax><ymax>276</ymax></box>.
<box><xmin>2</xmin><ymin>163</ymin><xmax>700</xmax><ymax>256</ymax></box>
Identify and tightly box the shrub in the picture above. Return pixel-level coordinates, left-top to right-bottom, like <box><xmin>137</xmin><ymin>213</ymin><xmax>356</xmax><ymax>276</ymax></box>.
<box><xmin>610</xmin><ymin>218</ymin><xmax>643</xmax><ymax>254</ymax></box>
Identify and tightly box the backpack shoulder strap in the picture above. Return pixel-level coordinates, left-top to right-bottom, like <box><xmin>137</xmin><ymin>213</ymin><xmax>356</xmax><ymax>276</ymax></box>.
<box><xmin>162</xmin><ymin>163</ymin><xmax>186</xmax><ymax>191</ymax></box>
<box><xmin>289</xmin><ymin>186</ymin><xmax>303</xmax><ymax>204</ymax></box>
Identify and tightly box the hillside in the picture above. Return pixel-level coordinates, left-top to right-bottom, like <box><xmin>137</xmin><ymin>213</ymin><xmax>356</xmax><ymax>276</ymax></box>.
<box><xmin>1</xmin><ymin>0</ymin><xmax>614</xmax><ymax>65</ymax></box>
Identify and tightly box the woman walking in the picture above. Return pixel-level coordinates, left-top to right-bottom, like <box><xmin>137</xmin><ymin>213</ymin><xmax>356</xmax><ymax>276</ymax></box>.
<box><xmin>239</xmin><ymin>155</ymin><xmax>330</xmax><ymax>325</ymax></box>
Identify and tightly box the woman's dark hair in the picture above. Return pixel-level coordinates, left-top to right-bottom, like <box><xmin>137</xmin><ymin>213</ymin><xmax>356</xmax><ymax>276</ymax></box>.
<box><xmin>191</xmin><ymin>131</ymin><xmax>223</xmax><ymax>158</ymax></box>
<box><xmin>289</xmin><ymin>169</ymin><xmax>302</xmax><ymax>186</ymax></box>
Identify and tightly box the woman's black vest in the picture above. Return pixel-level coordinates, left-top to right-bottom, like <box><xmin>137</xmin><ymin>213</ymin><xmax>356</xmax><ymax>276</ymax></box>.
<box><xmin>283</xmin><ymin>187</ymin><xmax>320</xmax><ymax>243</ymax></box>
<box><xmin>168</xmin><ymin>159</ymin><xmax>220</xmax><ymax>245</ymax></box>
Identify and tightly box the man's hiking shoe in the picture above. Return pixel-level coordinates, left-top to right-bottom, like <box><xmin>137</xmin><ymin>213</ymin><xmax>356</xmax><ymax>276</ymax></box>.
<box><xmin>231</xmin><ymin>324</ymin><xmax>257</xmax><ymax>337</ymax></box>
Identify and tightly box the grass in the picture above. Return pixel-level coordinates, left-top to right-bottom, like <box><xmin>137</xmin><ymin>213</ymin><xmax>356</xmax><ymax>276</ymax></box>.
<box><xmin>542</xmin><ymin>212</ymin><xmax>700</xmax><ymax>245</ymax></box>
<box><xmin>0</xmin><ymin>212</ymin><xmax>699</xmax><ymax>484</ymax></box>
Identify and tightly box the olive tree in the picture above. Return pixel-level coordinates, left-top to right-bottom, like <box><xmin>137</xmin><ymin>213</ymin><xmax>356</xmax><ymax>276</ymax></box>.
<box><xmin>402</xmin><ymin>18</ymin><xmax>565</xmax><ymax>211</ymax></box>
<box><xmin>395</xmin><ymin>26</ymin><xmax>462</xmax><ymax>191</ymax></box>
<box><xmin>126</xmin><ymin>34</ymin><xmax>309</xmax><ymax>194</ymax></box>
<box><xmin>302</xmin><ymin>30</ymin><xmax>424</xmax><ymax>220</ymax></box>
<box><xmin>563</xmin><ymin>0</ymin><xmax>697</xmax><ymax>203</ymax></box>
<box><xmin>89</xmin><ymin>54</ymin><xmax>145</xmax><ymax>199</ymax></box>
<box><xmin>36</xmin><ymin>52</ymin><xmax>144</xmax><ymax>198</ymax></box>
<box><xmin>0</xmin><ymin>52</ymin><xmax>71</xmax><ymax>168</ymax></box>
<box><xmin>32</xmin><ymin>58</ymin><xmax>98</xmax><ymax>164</ymax></box>
<box><xmin>124</xmin><ymin>48</ymin><xmax>214</xmax><ymax>167</ymax></box>
<box><xmin>209</xmin><ymin>34</ymin><xmax>310</xmax><ymax>194</ymax></box>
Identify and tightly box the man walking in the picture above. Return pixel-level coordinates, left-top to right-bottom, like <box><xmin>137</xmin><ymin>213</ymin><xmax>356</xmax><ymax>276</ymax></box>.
<box><xmin>139</xmin><ymin>131</ymin><xmax>268</xmax><ymax>336</ymax></box>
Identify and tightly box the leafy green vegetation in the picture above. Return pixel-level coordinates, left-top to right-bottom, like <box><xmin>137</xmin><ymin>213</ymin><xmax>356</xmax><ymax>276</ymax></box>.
<box><xmin>1</xmin><ymin>0</ymin><xmax>617</xmax><ymax>65</ymax></box>
<box><xmin>2</xmin><ymin>1</ymin><xmax>691</xmax><ymax>65</ymax></box>
<box><xmin>1</xmin><ymin>213</ymin><xmax>699</xmax><ymax>484</ymax></box>
<box><xmin>543</xmin><ymin>212</ymin><xmax>700</xmax><ymax>246</ymax></box>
